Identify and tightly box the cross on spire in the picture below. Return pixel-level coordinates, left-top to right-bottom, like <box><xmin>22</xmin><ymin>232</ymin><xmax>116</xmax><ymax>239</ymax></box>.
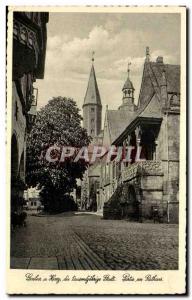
<box><xmin>146</xmin><ymin>46</ymin><xmax>150</xmax><ymax>62</ymax></box>
<box><xmin>127</xmin><ymin>62</ymin><xmax>131</xmax><ymax>79</ymax></box>
<box><xmin>92</xmin><ymin>51</ymin><xmax>95</xmax><ymax>63</ymax></box>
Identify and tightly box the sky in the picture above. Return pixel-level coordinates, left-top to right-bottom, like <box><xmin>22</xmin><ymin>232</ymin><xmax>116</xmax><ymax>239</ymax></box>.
<box><xmin>35</xmin><ymin>12</ymin><xmax>180</xmax><ymax>119</ymax></box>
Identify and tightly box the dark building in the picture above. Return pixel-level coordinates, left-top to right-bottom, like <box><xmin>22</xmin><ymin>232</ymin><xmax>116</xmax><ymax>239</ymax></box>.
<box><xmin>11</xmin><ymin>12</ymin><xmax>49</xmax><ymax>212</ymax></box>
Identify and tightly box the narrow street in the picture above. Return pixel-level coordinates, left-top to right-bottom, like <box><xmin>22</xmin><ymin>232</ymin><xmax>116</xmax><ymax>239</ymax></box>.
<box><xmin>11</xmin><ymin>213</ymin><xmax>178</xmax><ymax>270</ymax></box>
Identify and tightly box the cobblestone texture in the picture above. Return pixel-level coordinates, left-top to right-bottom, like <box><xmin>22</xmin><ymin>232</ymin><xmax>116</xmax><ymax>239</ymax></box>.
<box><xmin>11</xmin><ymin>213</ymin><xmax>178</xmax><ymax>270</ymax></box>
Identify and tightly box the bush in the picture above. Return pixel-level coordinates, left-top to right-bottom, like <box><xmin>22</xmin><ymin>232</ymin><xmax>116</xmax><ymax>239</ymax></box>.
<box><xmin>11</xmin><ymin>211</ymin><xmax>27</xmax><ymax>228</ymax></box>
<box><xmin>41</xmin><ymin>193</ymin><xmax>78</xmax><ymax>213</ymax></box>
<box><xmin>11</xmin><ymin>196</ymin><xmax>27</xmax><ymax>212</ymax></box>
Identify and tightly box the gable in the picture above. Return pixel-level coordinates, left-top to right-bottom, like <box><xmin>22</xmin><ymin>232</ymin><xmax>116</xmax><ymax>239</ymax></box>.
<box><xmin>138</xmin><ymin>63</ymin><xmax>155</xmax><ymax>108</ymax></box>
<box><xmin>139</xmin><ymin>93</ymin><xmax>161</xmax><ymax>119</ymax></box>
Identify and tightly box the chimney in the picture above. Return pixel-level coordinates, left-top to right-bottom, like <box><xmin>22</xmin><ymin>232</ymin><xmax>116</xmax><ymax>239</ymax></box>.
<box><xmin>156</xmin><ymin>56</ymin><xmax>163</xmax><ymax>64</ymax></box>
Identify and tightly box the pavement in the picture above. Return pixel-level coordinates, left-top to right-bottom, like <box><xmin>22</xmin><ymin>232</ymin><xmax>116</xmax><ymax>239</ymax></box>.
<box><xmin>11</xmin><ymin>212</ymin><xmax>178</xmax><ymax>270</ymax></box>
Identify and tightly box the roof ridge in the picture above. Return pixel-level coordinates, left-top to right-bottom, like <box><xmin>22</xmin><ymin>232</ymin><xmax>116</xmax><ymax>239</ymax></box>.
<box><xmin>150</xmin><ymin>62</ymin><xmax>180</xmax><ymax>67</ymax></box>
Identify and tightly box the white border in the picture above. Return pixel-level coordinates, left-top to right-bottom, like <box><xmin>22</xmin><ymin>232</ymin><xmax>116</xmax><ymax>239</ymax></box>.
<box><xmin>0</xmin><ymin>1</ymin><xmax>190</xmax><ymax>299</ymax></box>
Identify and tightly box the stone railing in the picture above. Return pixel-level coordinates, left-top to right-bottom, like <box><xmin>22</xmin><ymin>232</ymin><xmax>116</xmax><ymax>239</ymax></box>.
<box><xmin>122</xmin><ymin>164</ymin><xmax>138</xmax><ymax>182</ymax></box>
<box><xmin>122</xmin><ymin>160</ymin><xmax>162</xmax><ymax>182</ymax></box>
<box><xmin>139</xmin><ymin>161</ymin><xmax>162</xmax><ymax>175</ymax></box>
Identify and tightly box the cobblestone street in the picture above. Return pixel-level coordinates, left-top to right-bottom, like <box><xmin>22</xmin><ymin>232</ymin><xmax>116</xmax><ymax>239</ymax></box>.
<box><xmin>11</xmin><ymin>213</ymin><xmax>178</xmax><ymax>270</ymax></box>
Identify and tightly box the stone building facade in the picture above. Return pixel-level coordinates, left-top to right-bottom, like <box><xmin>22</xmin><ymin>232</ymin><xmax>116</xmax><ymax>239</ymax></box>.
<box><xmin>81</xmin><ymin>49</ymin><xmax>180</xmax><ymax>223</ymax></box>
<box><xmin>98</xmin><ymin>50</ymin><xmax>180</xmax><ymax>223</ymax></box>
<box><xmin>11</xmin><ymin>12</ymin><xmax>49</xmax><ymax>212</ymax></box>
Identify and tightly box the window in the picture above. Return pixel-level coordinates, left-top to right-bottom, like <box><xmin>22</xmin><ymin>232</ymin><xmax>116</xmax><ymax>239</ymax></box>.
<box><xmin>91</xmin><ymin>108</ymin><xmax>95</xmax><ymax>112</ymax></box>
<box><xmin>91</xmin><ymin>129</ymin><xmax>94</xmax><ymax>134</ymax></box>
<box><xmin>91</xmin><ymin>118</ymin><xmax>94</xmax><ymax>123</ymax></box>
<box><xmin>34</xmin><ymin>201</ymin><xmax>37</xmax><ymax>206</ymax></box>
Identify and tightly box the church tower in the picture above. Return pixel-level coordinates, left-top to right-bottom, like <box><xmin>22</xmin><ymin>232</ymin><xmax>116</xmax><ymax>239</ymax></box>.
<box><xmin>119</xmin><ymin>62</ymin><xmax>136</xmax><ymax>112</ymax></box>
<box><xmin>83</xmin><ymin>55</ymin><xmax>102</xmax><ymax>138</ymax></box>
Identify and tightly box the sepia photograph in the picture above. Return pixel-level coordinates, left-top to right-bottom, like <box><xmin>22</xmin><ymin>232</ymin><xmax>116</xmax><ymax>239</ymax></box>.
<box><xmin>6</xmin><ymin>6</ymin><xmax>186</xmax><ymax>295</ymax></box>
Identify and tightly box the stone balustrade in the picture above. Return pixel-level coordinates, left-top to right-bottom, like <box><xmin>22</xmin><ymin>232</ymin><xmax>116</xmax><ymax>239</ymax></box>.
<box><xmin>122</xmin><ymin>160</ymin><xmax>162</xmax><ymax>182</ymax></box>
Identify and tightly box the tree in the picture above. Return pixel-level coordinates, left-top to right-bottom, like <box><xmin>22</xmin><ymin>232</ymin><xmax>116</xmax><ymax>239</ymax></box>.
<box><xmin>26</xmin><ymin>97</ymin><xmax>91</xmax><ymax>212</ymax></box>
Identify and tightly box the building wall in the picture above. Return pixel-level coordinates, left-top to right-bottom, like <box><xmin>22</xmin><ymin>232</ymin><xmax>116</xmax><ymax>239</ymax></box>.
<box><xmin>97</xmin><ymin>160</ymin><xmax>118</xmax><ymax>213</ymax></box>
<box><xmin>27</xmin><ymin>198</ymin><xmax>42</xmax><ymax>210</ymax></box>
<box><xmin>140</xmin><ymin>174</ymin><xmax>164</xmax><ymax>218</ymax></box>
<box><xmin>157</xmin><ymin>108</ymin><xmax>180</xmax><ymax>221</ymax></box>
<box><xmin>98</xmin><ymin>110</ymin><xmax>180</xmax><ymax>222</ymax></box>
<box><xmin>11</xmin><ymin>12</ymin><xmax>48</xmax><ymax>212</ymax></box>
<box><xmin>83</xmin><ymin>104</ymin><xmax>102</xmax><ymax>137</ymax></box>
<box><xmin>12</xmin><ymin>82</ymin><xmax>26</xmax><ymax>181</ymax></box>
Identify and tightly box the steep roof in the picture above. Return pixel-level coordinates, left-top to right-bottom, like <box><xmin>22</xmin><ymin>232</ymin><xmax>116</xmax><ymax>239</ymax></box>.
<box><xmin>138</xmin><ymin>93</ymin><xmax>161</xmax><ymax>119</ymax></box>
<box><xmin>150</xmin><ymin>63</ymin><xmax>180</xmax><ymax>94</ymax></box>
<box><xmin>83</xmin><ymin>64</ymin><xmax>102</xmax><ymax>107</ymax></box>
<box><xmin>103</xmin><ymin>60</ymin><xmax>180</xmax><ymax>147</ymax></box>
<box><xmin>106</xmin><ymin>109</ymin><xmax>135</xmax><ymax>144</ymax></box>
<box><xmin>113</xmin><ymin>60</ymin><xmax>181</xmax><ymax>145</ymax></box>
<box><xmin>138</xmin><ymin>61</ymin><xmax>180</xmax><ymax>107</ymax></box>
<box><xmin>112</xmin><ymin>95</ymin><xmax>162</xmax><ymax>145</ymax></box>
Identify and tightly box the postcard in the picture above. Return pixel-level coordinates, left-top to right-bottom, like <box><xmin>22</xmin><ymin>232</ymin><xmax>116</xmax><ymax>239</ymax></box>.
<box><xmin>6</xmin><ymin>5</ymin><xmax>186</xmax><ymax>294</ymax></box>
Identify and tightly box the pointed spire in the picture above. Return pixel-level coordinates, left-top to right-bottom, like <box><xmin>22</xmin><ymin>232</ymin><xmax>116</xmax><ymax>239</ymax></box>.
<box><xmin>83</xmin><ymin>60</ymin><xmax>102</xmax><ymax>107</ymax></box>
<box><xmin>92</xmin><ymin>51</ymin><xmax>95</xmax><ymax>63</ymax></box>
<box><xmin>127</xmin><ymin>62</ymin><xmax>131</xmax><ymax>79</ymax></box>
